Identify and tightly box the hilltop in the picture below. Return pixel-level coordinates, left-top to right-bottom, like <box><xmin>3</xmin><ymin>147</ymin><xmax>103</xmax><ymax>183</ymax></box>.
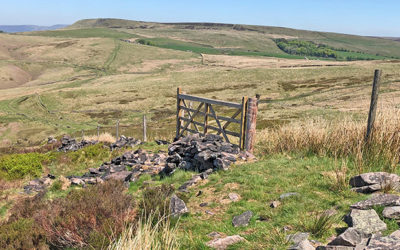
<box><xmin>0</xmin><ymin>24</ymin><xmax>67</xmax><ymax>33</ymax></box>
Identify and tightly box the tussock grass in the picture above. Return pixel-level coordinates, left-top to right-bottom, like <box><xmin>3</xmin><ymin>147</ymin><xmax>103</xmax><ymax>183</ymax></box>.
<box><xmin>84</xmin><ymin>132</ymin><xmax>116</xmax><ymax>143</ymax></box>
<box><xmin>108</xmin><ymin>215</ymin><xmax>179</xmax><ymax>250</ymax></box>
<box><xmin>257</xmin><ymin>107</ymin><xmax>400</xmax><ymax>173</ymax></box>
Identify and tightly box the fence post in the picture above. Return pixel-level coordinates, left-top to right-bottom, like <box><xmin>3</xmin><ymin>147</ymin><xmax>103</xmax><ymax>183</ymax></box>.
<box><xmin>240</xmin><ymin>96</ymin><xmax>248</xmax><ymax>149</ymax></box>
<box><xmin>365</xmin><ymin>69</ymin><xmax>382</xmax><ymax>142</ymax></box>
<box><xmin>97</xmin><ymin>125</ymin><xmax>100</xmax><ymax>139</ymax></box>
<box><xmin>188</xmin><ymin>101</ymin><xmax>193</xmax><ymax>134</ymax></box>
<box><xmin>116</xmin><ymin>120</ymin><xmax>119</xmax><ymax>140</ymax></box>
<box><xmin>176</xmin><ymin>87</ymin><xmax>183</xmax><ymax>139</ymax></box>
<box><xmin>245</xmin><ymin>97</ymin><xmax>258</xmax><ymax>153</ymax></box>
<box><xmin>143</xmin><ymin>115</ymin><xmax>147</xmax><ymax>142</ymax></box>
<box><xmin>81</xmin><ymin>130</ymin><xmax>84</xmax><ymax>139</ymax></box>
<box><xmin>204</xmin><ymin>103</ymin><xmax>209</xmax><ymax>134</ymax></box>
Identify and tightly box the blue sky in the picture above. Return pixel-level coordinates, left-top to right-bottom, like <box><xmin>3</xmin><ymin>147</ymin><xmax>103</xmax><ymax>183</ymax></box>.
<box><xmin>1</xmin><ymin>0</ymin><xmax>399</xmax><ymax>36</ymax></box>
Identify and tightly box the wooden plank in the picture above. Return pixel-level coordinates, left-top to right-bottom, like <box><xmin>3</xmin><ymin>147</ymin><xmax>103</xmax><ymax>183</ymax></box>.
<box><xmin>209</xmin><ymin>104</ymin><xmax>230</xmax><ymax>143</ymax></box>
<box><xmin>239</xmin><ymin>96</ymin><xmax>248</xmax><ymax>149</ymax></box>
<box><xmin>207</xmin><ymin>125</ymin><xmax>241</xmax><ymax>137</ymax></box>
<box><xmin>186</xmin><ymin>128</ymin><xmax>205</xmax><ymax>136</ymax></box>
<box><xmin>245</xmin><ymin>97</ymin><xmax>258</xmax><ymax>153</ymax></box>
<box><xmin>217</xmin><ymin>109</ymin><xmax>242</xmax><ymax>136</ymax></box>
<box><xmin>176</xmin><ymin>87</ymin><xmax>183</xmax><ymax>139</ymax></box>
<box><xmin>180</xmin><ymin>106</ymin><xmax>241</xmax><ymax>124</ymax></box>
<box><xmin>182</xmin><ymin>100</ymin><xmax>200</xmax><ymax>132</ymax></box>
<box><xmin>178</xmin><ymin>102</ymin><xmax>204</xmax><ymax>138</ymax></box>
<box><xmin>179</xmin><ymin>94</ymin><xmax>242</xmax><ymax>109</ymax></box>
<box><xmin>365</xmin><ymin>69</ymin><xmax>382</xmax><ymax>142</ymax></box>
<box><xmin>180</xmin><ymin>117</ymin><xmax>205</xmax><ymax>128</ymax></box>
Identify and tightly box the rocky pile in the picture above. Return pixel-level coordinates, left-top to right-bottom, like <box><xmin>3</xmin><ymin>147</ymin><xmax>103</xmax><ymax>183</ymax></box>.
<box><xmin>24</xmin><ymin>174</ymin><xmax>56</xmax><ymax>193</ymax></box>
<box><xmin>109</xmin><ymin>135</ymin><xmax>141</xmax><ymax>150</ymax></box>
<box><xmin>160</xmin><ymin>134</ymin><xmax>246</xmax><ymax>177</ymax></box>
<box><xmin>315</xmin><ymin>193</ymin><xmax>400</xmax><ymax>249</ymax></box>
<box><xmin>66</xmin><ymin>149</ymin><xmax>167</xmax><ymax>186</ymax></box>
<box><xmin>58</xmin><ymin>135</ymin><xmax>98</xmax><ymax>152</ymax></box>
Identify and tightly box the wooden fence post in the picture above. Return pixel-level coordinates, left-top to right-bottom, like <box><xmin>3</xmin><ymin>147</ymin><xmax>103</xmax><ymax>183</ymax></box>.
<box><xmin>97</xmin><ymin>125</ymin><xmax>100</xmax><ymax>139</ymax></box>
<box><xmin>204</xmin><ymin>103</ymin><xmax>209</xmax><ymax>134</ymax></box>
<box><xmin>143</xmin><ymin>115</ymin><xmax>147</xmax><ymax>142</ymax></box>
<box><xmin>240</xmin><ymin>96</ymin><xmax>248</xmax><ymax>149</ymax></box>
<box><xmin>188</xmin><ymin>101</ymin><xmax>193</xmax><ymax>134</ymax></box>
<box><xmin>245</xmin><ymin>97</ymin><xmax>258</xmax><ymax>153</ymax></box>
<box><xmin>116</xmin><ymin>120</ymin><xmax>119</xmax><ymax>140</ymax></box>
<box><xmin>81</xmin><ymin>130</ymin><xmax>84</xmax><ymax>139</ymax></box>
<box><xmin>176</xmin><ymin>87</ymin><xmax>183</xmax><ymax>139</ymax></box>
<box><xmin>365</xmin><ymin>69</ymin><xmax>382</xmax><ymax>142</ymax></box>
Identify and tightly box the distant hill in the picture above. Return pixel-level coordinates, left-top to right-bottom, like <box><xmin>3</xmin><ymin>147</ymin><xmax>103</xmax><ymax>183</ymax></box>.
<box><xmin>0</xmin><ymin>24</ymin><xmax>68</xmax><ymax>33</ymax></box>
<box><xmin>64</xmin><ymin>18</ymin><xmax>400</xmax><ymax>59</ymax></box>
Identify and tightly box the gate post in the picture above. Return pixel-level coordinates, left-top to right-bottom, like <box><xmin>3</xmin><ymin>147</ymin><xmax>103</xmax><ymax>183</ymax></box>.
<box><xmin>175</xmin><ymin>87</ymin><xmax>183</xmax><ymax>139</ymax></box>
<box><xmin>245</xmin><ymin>97</ymin><xmax>258</xmax><ymax>153</ymax></box>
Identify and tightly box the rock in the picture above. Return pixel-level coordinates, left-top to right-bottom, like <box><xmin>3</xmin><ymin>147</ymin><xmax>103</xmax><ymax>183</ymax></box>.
<box><xmin>104</xmin><ymin>171</ymin><xmax>132</xmax><ymax>182</ymax></box>
<box><xmin>316</xmin><ymin>246</ymin><xmax>354</xmax><ymax>250</ymax></box>
<box><xmin>345</xmin><ymin>209</ymin><xmax>387</xmax><ymax>235</ymax></box>
<box><xmin>70</xmin><ymin>177</ymin><xmax>85</xmax><ymax>186</ymax></box>
<box><xmin>58</xmin><ymin>135</ymin><xmax>97</xmax><ymax>152</ymax></box>
<box><xmin>170</xmin><ymin>194</ymin><xmax>188</xmax><ymax>217</ymax></box>
<box><xmin>367</xmin><ymin>234</ymin><xmax>400</xmax><ymax>249</ymax></box>
<box><xmin>200</xmin><ymin>202</ymin><xmax>208</xmax><ymax>207</ymax></box>
<box><xmin>155</xmin><ymin>139</ymin><xmax>169</xmax><ymax>145</ymax></box>
<box><xmin>228</xmin><ymin>193</ymin><xmax>240</xmax><ymax>202</ymax></box>
<box><xmin>390</xmin><ymin>230</ymin><xmax>400</xmax><ymax>239</ymax></box>
<box><xmin>232</xmin><ymin>210</ymin><xmax>253</xmax><ymax>227</ymax></box>
<box><xmin>349</xmin><ymin>172</ymin><xmax>399</xmax><ymax>193</ymax></box>
<box><xmin>89</xmin><ymin>168</ymin><xmax>100</xmax><ymax>175</ymax></box>
<box><xmin>206</xmin><ymin>235</ymin><xmax>245</xmax><ymax>249</ymax></box>
<box><xmin>289</xmin><ymin>240</ymin><xmax>315</xmax><ymax>250</ymax></box>
<box><xmin>350</xmin><ymin>194</ymin><xmax>400</xmax><ymax>209</ymax></box>
<box><xmin>270</xmin><ymin>200</ymin><xmax>281</xmax><ymax>208</ymax></box>
<box><xmin>207</xmin><ymin>231</ymin><xmax>222</xmax><ymax>239</ymax></box>
<box><xmin>327</xmin><ymin>228</ymin><xmax>363</xmax><ymax>246</ymax></box>
<box><xmin>178</xmin><ymin>174</ymin><xmax>203</xmax><ymax>191</ymax></box>
<box><xmin>287</xmin><ymin>232</ymin><xmax>314</xmax><ymax>250</ymax></box>
<box><xmin>280</xmin><ymin>192</ymin><xmax>299</xmax><ymax>200</ymax></box>
<box><xmin>287</xmin><ymin>232</ymin><xmax>310</xmax><ymax>244</ymax></box>
<box><xmin>47</xmin><ymin>136</ymin><xmax>57</xmax><ymax>144</ymax></box>
<box><xmin>206</xmin><ymin>210</ymin><xmax>215</xmax><ymax>215</ymax></box>
<box><xmin>382</xmin><ymin>206</ymin><xmax>400</xmax><ymax>219</ymax></box>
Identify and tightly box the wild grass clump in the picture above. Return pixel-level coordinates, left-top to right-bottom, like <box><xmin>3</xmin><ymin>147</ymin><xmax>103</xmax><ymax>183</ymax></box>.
<box><xmin>139</xmin><ymin>184</ymin><xmax>175</xmax><ymax>222</ymax></box>
<box><xmin>84</xmin><ymin>132</ymin><xmax>116</xmax><ymax>144</ymax></box>
<box><xmin>257</xmin><ymin>108</ymin><xmax>400</xmax><ymax>173</ymax></box>
<box><xmin>0</xmin><ymin>152</ymin><xmax>52</xmax><ymax>180</ymax></box>
<box><xmin>108</xmin><ymin>215</ymin><xmax>180</xmax><ymax>250</ymax></box>
<box><xmin>2</xmin><ymin>180</ymin><xmax>136</xmax><ymax>249</ymax></box>
<box><xmin>298</xmin><ymin>211</ymin><xmax>337</xmax><ymax>238</ymax></box>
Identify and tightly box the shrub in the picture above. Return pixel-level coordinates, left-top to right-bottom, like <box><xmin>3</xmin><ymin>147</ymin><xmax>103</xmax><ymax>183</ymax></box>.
<box><xmin>139</xmin><ymin>184</ymin><xmax>174</xmax><ymax>221</ymax></box>
<box><xmin>0</xmin><ymin>152</ymin><xmax>50</xmax><ymax>180</ymax></box>
<box><xmin>0</xmin><ymin>218</ymin><xmax>48</xmax><ymax>250</ymax></box>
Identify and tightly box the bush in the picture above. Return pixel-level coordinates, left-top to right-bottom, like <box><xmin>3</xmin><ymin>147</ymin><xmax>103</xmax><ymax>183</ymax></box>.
<box><xmin>4</xmin><ymin>181</ymin><xmax>136</xmax><ymax>249</ymax></box>
<box><xmin>0</xmin><ymin>218</ymin><xmax>48</xmax><ymax>250</ymax></box>
<box><xmin>0</xmin><ymin>152</ymin><xmax>50</xmax><ymax>180</ymax></box>
<box><xmin>139</xmin><ymin>184</ymin><xmax>174</xmax><ymax>221</ymax></box>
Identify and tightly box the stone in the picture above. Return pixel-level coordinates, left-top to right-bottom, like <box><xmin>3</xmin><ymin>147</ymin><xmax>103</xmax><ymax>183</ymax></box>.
<box><xmin>289</xmin><ymin>240</ymin><xmax>315</xmax><ymax>250</ymax></box>
<box><xmin>345</xmin><ymin>209</ymin><xmax>387</xmax><ymax>235</ymax></box>
<box><xmin>104</xmin><ymin>171</ymin><xmax>133</xmax><ymax>182</ymax></box>
<box><xmin>350</xmin><ymin>194</ymin><xmax>400</xmax><ymax>209</ymax></box>
<box><xmin>382</xmin><ymin>206</ymin><xmax>400</xmax><ymax>219</ymax></box>
<box><xmin>89</xmin><ymin>168</ymin><xmax>100</xmax><ymax>175</ymax></box>
<box><xmin>70</xmin><ymin>177</ymin><xmax>85</xmax><ymax>186</ymax></box>
<box><xmin>200</xmin><ymin>202</ymin><xmax>208</xmax><ymax>207</ymax></box>
<box><xmin>390</xmin><ymin>230</ymin><xmax>400</xmax><ymax>239</ymax></box>
<box><xmin>287</xmin><ymin>232</ymin><xmax>314</xmax><ymax>250</ymax></box>
<box><xmin>367</xmin><ymin>234</ymin><xmax>400</xmax><ymax>249</ymax></box>
<box><xmin>206</xmin><ymin>235</ymin><xmax>245</xmax><ymax>249</ymax></box>
<box><xmin>207</xmin><ymin>231</ymin><xmax>222</xmax><ymax>239</ymax></box>
<box><xmin>228</xmin><ymin>193</ymin><xmax>240</xmax><ymax>202</ymax></box>
<box><xmin>280</xmin><ymin>192</ymin><xmax>299</xmax><ymax>200</ymax></box>
<box><xmin>232</xmin><ymin>210</ymin><xmax>253</xmax><ymax>227</ymax></box>
<box><xmin>327</xmin><ymin>228</ymin><xmax>363</xmax><ymax>246</ymax></box>
<box><xmin>206</xmin><ymin>210</ymin><xmax>215</xmax><ymax>215</ymax></box>
<box><xmin>170</xmin><ymin>194</ymin><xmax>188</xmax><ymax>217</ymax></box>
<box><xmin>270</xmin><ymin>200</ymin><xmax>281</xmax><ymax>208</ymax></box>
<box><xmin>316</xmin><ymin>246</ymin><xmax>354</xmax><ymax>250</ymax></box>
<box><xmin>349</xmin><ymin>172</ymin><xmax>399</xmax><ymax>193</ymax></box>
<box><xmin>287</xmin><ymin>232</ymin><xmax>309</xmax><ymax>244</ymax></box>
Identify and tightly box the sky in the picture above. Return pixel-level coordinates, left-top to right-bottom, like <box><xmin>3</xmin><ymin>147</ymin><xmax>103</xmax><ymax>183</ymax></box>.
<box><xmin>1</xmin><ymin>0</ymin><xmax>399</xmax><ymax>37</ymax></box>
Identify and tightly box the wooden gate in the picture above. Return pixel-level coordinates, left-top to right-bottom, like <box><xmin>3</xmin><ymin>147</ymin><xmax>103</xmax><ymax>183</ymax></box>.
<box><xmin>175</xmin><ymin>88</ymin><xmax>257</xmax><ymax>152</ymax></box>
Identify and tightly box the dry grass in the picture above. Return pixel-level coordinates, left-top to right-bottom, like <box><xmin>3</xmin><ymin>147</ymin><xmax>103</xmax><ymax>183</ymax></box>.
<box><xmin>84</xmin><ymin>132</ymin><xmax>116</xmax><ymax>143</ymax></box>
<box><xmin>256</xmin><ymin>107</ymin><xmax>400</xmax><ymax>173</ymax></box>
<box><xmin>108</xmin><ymin>215</ymin><xmax>180</xmax><ymax>250</ymax></box>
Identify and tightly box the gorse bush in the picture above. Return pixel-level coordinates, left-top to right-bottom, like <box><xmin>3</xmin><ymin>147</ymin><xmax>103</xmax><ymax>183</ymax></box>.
<box><xmin>0</xmin><ymin>152</ymin><xmax>51</xmax><ymax>180</ymax></box>
<box><xmin>256</xmin><ymin>108</ymin><xmax>400</xmax><ymax>173</ymax></box>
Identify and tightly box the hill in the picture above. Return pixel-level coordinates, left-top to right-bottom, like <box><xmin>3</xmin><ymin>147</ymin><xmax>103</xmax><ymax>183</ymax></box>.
<box><xmin>0</xmin><ymin>24</ymin><xmax>67</xmax><ymax>33</ymax></box>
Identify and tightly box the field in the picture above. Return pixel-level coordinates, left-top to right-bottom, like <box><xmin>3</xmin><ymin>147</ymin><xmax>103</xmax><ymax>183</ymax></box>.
<box><xmin>1</xmin><ymin>19</ymin><xmax>400</xmax><ymax>249</ymax></box>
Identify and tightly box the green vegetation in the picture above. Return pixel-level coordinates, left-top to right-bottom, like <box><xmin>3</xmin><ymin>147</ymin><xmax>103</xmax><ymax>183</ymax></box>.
<box><xmin>274</xmin><ymin>38</ymin><xmax>391</xmax><ymax>60</ymax></box>
<box><xmin>0</xmin><ymin>152</ymin><xmax>51</xmax><ymax>180</ymax></box>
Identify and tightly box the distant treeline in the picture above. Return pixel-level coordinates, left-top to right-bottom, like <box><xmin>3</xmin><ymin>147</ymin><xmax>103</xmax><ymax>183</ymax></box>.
<box><xmin>275</xmin><ymin>39</ymin><xmax>338</xmax><ymax>58</ymax></box>
<box><xmin>274</xmin><ymin>39</ymin><xmax>390</xmax><ymax>61</ymax></box>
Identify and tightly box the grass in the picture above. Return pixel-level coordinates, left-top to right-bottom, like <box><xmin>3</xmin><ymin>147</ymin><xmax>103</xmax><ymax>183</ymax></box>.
<box><xmin>27</xmin><ymin>28</ymin><xmax>135</xmax><ymax>39</ymax></box>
